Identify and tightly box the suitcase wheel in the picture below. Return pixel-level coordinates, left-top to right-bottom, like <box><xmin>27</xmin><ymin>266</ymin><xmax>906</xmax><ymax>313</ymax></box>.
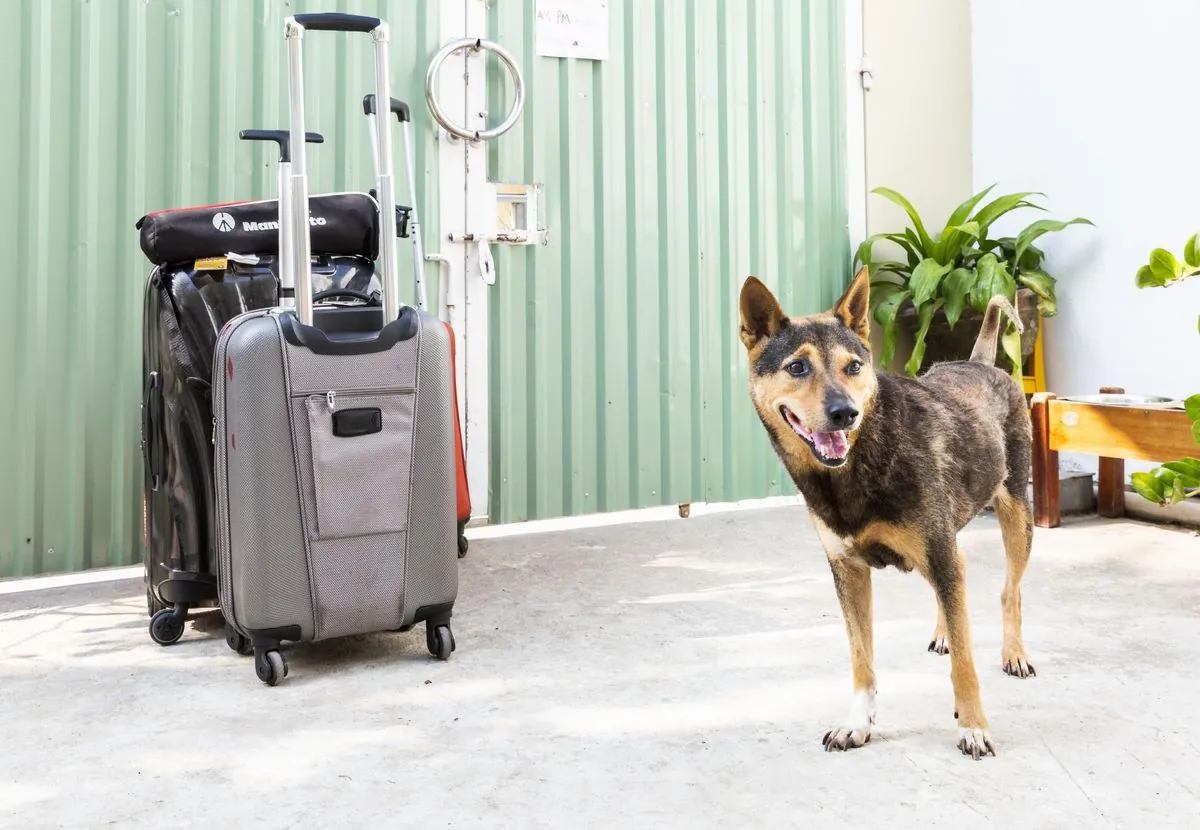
<box><xmin>457</xmin><ymin>533</ymin><xmax>469</xmax><ymax>559</ymax></box>
<box><xmin>225</xmin><ymin>625</ymin><xmax>253</xmax><ymax>656</ymax></box>
<box><xmin>427</xmin><ymin>624</ymin><xmax>456</xmax><ymax>661</ymax></box>
<box><xmin>255</xmin><ymin>649</ymin><xmax>288</xmax><ymax>686</ymax></box>
<box><xmin>149</xmin><ymin>604</ymin><xmax>188</xmax><ymax>646</ymax></box>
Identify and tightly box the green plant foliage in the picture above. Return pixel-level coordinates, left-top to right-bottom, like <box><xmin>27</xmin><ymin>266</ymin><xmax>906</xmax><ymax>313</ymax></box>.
<box><xmin>856</xmin><ymin>184</ymin><xmax>1093</xmax><ymax>377</ymax></box>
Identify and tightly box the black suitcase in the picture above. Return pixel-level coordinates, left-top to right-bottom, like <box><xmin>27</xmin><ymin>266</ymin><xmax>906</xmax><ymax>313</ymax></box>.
<box><xmin>137</xmin><ymin>189</ymin><xmax>386</xmax><ymax>646</ymax></box>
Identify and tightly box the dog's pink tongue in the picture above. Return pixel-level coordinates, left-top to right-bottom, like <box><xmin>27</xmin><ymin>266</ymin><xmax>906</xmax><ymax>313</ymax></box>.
<box><xmin>813</xmin><ymin>430</ymin><xmax>849</xmax><ymax>459</ymax></box>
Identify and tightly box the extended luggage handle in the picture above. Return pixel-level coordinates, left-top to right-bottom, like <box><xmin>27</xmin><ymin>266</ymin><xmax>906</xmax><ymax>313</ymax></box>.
<box><xmin>239</xmin><ymin>129</ymin><xmax>325</xmax><ymax>163</ymax></box>
<box><xmin>363</xmin><ymin>93</ymin><xmax>428</xmax><ymax>310</ymax></box>
<box><xmin>284</xmin><ymin>13</ymin><xmax>400</xmax><ymax>327</ymax></box>
<box><xmin>238</xmin><ymin>129</ymin><xmax>326</xmax><ymax>305</ymax></box>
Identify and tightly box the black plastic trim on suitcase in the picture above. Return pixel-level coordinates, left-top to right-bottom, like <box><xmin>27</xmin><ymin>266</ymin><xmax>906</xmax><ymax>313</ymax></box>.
<box><xmin>247</xmin><ymin>625</ymin><xmax>303</xmax><ymax>643</ymax></box>
<box><xmin>281</xmin><ymin>307</ymin><xmax>418</xmax><ymax>355</ymax></box>
<box><xmin>411</xmin><ymin>602</ymin><xmax>454</xmax><ymax>626</ymax></box>
<box><xmin>332</xmin><ymin>408</ymin><xmax>383</xmax><ymax>438</ymax></box>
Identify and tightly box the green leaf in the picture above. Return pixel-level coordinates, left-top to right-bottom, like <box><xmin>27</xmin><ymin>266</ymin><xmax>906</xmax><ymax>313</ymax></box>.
<box><xmin>969</xmin><ymin>254</ymin><xmax>1015</xmax><ymax>313</ymax></box>
<box><xmin>1001</xmin><ymin>327</ymin><xmax>1023</xmax><ymax>380</ymax></box>
<box><xmin>941</xmin><ymin>267</ymin><xmax>976</xmax><ymax>329</ymax></box>
<box><xmin>1184</xmin><ymin>393</ymin><xmax>1200</xmax><ymax>423</ymax></box>
<box><xmin>1172</xmin><ymin>475</ymin><xmax>1188</xmax><ymax>504</ymax></box>
<box><xmin>1018</xmin><ymin>245</ymin><xmax>1045</xmax><ymax>272</ymax></box>
<box><xmin>1185</xmin><ymin>233</ymin><xmax>1200</xmax><ymax>269</ymax></box>
<box><xmin>1017</xmin><ymin>270</ymin><xmax>1058</xmax><ymax>316</ymax></box>
<box><xmin>1131</xmin><ymin>471</ymin><xmax>1168</xmax><ymax>504</ymax></box>
<box><xmin>873</xmin><ymin>289</ymin><xmax>911</xmax><ymax>367</ymax></box>
<box><xmin>1193</xmin><ymin>419</ymin><xmax>1200</xmax><ymax>445</ymax></box>
<box><xmin>973</xmin><ymin>192</ymin><xmax>1046</xmax><ymax>235</ymax></box>
<box><xmin>869</xmin><ymin>281</ymin><xmax>904</xmax><ymax>309</ymax></box>
<box><xmin>872</xmin><ymin>187</ymin><xmax>935</xmax><ymax>252</ymax></box>
<box><xmin>1150</xmin><ymin>248</ymin><xmax>1182</xmax><ymax>284</ymax></box>
<box><xmin>947</xmin><ymin>184</ymin><xmax>997</xmax><ymax>228</ymax></box>
<box><xmin>868</xmin><ymin>261</ymin><xmax>912</xmax><ymax>280</ymax></box>
<box><xmin>904</xmin><ymin>298</ymin><xmax>946</xmax><ymax>376</ymax></box>
<box><xmin>854</xmin><ymin>238</ymin><xmax>875</xmax><ymax>269</ymax></box>
<box><xmin>933</xmin><ymin>221</ymin><xmax>983</xmax><ymax>265</ymax></box>
<box><xmin>1162</xmin><ymin>459</ymin><xmax>1200</xmax><ymax>488</ymax></box>
<box><xmin>909</xmin><ymin>259</ymin><xmax>953</xmax><ymax>307</ymax></box>
<box><xmin>1013</xmin><ymin>217</ymin><xmax>1093</xmax><ymax>265</ymax></box>
<box><xmin>1136</xmin><ymin>264</ymin><xmax>1163</xmax><ymax>289</ymax></box>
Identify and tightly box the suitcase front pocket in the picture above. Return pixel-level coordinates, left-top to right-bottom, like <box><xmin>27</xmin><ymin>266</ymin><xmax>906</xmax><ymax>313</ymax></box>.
<box><xmin>304</xmin><ymin>390</ymin><xmax>415</xmax><ymax>540</ymax></box>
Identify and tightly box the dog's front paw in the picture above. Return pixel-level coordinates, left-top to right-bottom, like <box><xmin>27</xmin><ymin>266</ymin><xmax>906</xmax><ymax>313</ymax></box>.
<box><xmin>928</xmin><ymin>634</ymin><xmax>949</xmax><ymax>655</ymax></box>
<box><xmin>823</xmin><ymin>725</ymin><xmax>871</xmax><ymax>751</ymax></box>
<box><xmin>956</xmin><ymin>727</ymin><xmax>996</xmax><ymax>760</ymax></box>
<box><xmin>823</xmin><ymin>689</ymin><xmax>875</xmax><ymax>752</ymax></box>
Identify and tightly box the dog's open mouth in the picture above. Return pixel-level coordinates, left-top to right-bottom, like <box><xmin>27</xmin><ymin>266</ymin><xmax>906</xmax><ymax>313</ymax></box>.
<box><xmin>780</xmin><ymin>406</ymin><xmax>850</xmax><ymax>467</ymax></box>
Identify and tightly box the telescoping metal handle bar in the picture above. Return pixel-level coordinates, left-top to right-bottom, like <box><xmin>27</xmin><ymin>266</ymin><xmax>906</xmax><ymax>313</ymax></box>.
<box><xmin>363</xmin><ymin>93</ymin><xmax>428</xmax><ymax>311</ymax></box>
<box><xmin>238</xmin><ymin>129</ymin><xmax>324</xmax><ymax>306</ymax></box>
<box><xmin>284</xmin><ymin>12</ymin><xmax>400</xmax><ymax>327</ymax></box>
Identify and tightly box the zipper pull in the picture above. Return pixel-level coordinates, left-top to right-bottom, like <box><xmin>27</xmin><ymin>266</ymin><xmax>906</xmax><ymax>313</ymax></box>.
<box><xmin>327</xmin><ymin>390</ymin><xmax>336</xmax><ymax>411</ymax></box>
<box><xmin>212</xmin><ymin>416</ymin><xmax>216</xmax><ymax>445</ymax></box>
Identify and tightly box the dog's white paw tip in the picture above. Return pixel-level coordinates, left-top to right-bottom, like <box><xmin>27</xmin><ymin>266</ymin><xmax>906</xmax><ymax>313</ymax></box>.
<box><xmin>928</xmin><ymin>637</ymin><xmax>949</xmax><ymax>655</ymax></box>
<box><xmin>822</xmin><ymin>728</ymin><xmax>871</xmax><ymax>752</ymax></box>
<box><xmin>956</xmin><ymin>728</ymin><xmax>996</xmax><ymax>760</ymax></box>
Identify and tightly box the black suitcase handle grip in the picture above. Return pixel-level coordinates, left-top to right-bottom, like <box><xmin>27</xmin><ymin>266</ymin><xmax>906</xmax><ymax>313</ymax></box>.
<box><xmin>141</xmin><ymin>371</ymin><xmax>160</xmax><ymax>491</ymax></box>
<box><xmin>362</xmin><ymin>94</ymin><xmax>411</xmax><ymax>123</ymax></box>
<box><xmin>239</xmin><ymin>129</ymin><xmax>324</xmax><ymax>164</ymax></box>
<box><xmin>293</xmin><ymin>13</ymin><xmax>381</xmax><ymax>33</ymax></box>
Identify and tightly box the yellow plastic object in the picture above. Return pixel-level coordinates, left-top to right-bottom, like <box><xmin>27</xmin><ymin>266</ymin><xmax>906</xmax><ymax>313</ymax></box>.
<box><xmin>1022</xmin><ymin>316</ymin><xmax>1046</xmax><ymax>395</ymax></box>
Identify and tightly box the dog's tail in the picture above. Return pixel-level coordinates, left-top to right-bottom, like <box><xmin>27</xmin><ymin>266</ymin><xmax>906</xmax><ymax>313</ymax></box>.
<box><xmin>969</xmin><ymin>294</ymin><xmax>1024</xmax><ymax>365</ymax></box>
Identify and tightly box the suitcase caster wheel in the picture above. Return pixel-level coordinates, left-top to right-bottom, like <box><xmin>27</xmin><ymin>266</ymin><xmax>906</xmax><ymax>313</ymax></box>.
<box><xmin>226</xmin><ymin>628</ymin><xmax>253</xmax><ymax>656</ymax></box>
<box><xmin>149</xmin><ymin>606</ymin><xmax>186</xmax><ymax>646</ymax></box>
<box><xmin>255</xmin><ymin>650</ymin><xmax>288</xmax><ymax>686</ymax></box>
<box><xmin>428</xmin><ymin>624</ymin><xmax>455</xmax><ymax>661</ymax></box>
<box><xmin>457</xmin><ymin>534</ymin><xmax>468</xmax><ymax>559</ymax></box>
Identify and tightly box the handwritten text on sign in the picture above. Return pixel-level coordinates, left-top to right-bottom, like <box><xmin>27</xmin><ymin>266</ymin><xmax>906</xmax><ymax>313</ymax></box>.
<box><xmin>534</xmin><ymin>0</ymin><xmax>609</xmax><ymax>61</ymax></box>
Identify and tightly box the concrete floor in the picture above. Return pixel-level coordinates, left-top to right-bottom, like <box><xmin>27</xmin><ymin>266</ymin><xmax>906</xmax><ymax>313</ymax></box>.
<box><xmin>2</xmin><ymin>508</ymin><xmax>1200</xmax><ymax>829</ymax></box>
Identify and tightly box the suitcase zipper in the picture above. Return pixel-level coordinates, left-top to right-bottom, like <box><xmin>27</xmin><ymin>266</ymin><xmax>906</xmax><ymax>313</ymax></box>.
<box><xmin>291</xmin><ymin>386</ymin><xmax>415</xmax><ymax>401</ymax></box>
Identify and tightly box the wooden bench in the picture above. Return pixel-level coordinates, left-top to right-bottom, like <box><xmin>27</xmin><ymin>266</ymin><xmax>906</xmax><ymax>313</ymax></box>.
<box><xmin>1030</xmin><ymin>388</ymin><xmax>1196</xmax><ymax>528</ymax></box>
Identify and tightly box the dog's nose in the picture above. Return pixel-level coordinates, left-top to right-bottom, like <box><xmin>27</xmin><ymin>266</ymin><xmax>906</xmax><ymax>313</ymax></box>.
<box><xmin>827</xmin><ymin>402</ymin><xmax>859</xmax><ymax>429</ymax></box>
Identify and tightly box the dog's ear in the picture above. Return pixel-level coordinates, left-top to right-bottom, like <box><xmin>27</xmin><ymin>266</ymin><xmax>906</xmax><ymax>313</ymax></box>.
<box><xmin>833</xmin><ymin>266</ymin><xmax>871</xmax><ymax>343</ymax></box>
<box><xmin>739</xmin><ymin>276</ymin><xmax>787</xmax><ymax>349</ymax></box>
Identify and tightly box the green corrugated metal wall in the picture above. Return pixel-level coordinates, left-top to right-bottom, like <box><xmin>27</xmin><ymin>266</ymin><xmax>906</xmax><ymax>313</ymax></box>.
<box><xmin>485</xmin><ymin>0</ymin><xmax>848</xmax><ymax>523</ymax></box>
<box><xmin>0</xmin><ymin>0</ymin><xmax>848</xmax><ymax>577</ymax></box>
<box><xmin>0</xmin><ymin>0</ymin><xmax>442</xmax><ymax>578</ymax></box>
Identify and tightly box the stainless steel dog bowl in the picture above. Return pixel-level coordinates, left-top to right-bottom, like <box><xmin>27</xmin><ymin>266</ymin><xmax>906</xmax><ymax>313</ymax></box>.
<box><xmin>1058</xmin><ymin>393</ymin><xmax>1177</xmax><ymax>406</ymax></box>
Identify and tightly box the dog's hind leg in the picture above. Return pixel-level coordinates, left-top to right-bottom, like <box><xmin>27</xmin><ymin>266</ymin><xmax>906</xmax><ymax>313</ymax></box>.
<box><xmin>822</xmin><ymin>555</ymin><xmax>877</xmax><ymax>752</ymax></box>
<box><xmin>926</xmin><ymin>534</ymin><xmax>995</xmax><ymax>759</ymax></box>
<box><xmin>994</xmin><ymin>490</ymin><xmax>1036</xmax><ymax>678</ymax></box>
<box><xmin>928</xmin><ymin>605</ymin><xmax>950</xmax><ymax>655</ymax></box>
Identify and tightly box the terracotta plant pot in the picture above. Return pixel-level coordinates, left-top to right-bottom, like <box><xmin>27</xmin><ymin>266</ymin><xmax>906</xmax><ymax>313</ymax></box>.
<box><xmin>897</xmin><ymin>288</ymin><xmax>1040</xmax><ymax>374</ymax></box>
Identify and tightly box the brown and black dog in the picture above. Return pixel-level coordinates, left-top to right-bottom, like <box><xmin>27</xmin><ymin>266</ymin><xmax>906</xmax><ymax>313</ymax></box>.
<box><xmin>738</xmin><ymin>267</ymin><xmax>1036</xmax><ymax>760</ymax></box>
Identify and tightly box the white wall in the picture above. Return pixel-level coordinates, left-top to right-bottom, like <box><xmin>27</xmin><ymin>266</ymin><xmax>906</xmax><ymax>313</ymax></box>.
<box><xmin>864</xmin><ymin>0</ymin><xmax>973</xmax><ymax>240</ymax></box>
<box><xmin>972</xmin><ymin>0</ymin><xmax>1200</xmax><ymax>476</ymax></box>
<box><xmin>862</xmin><ymin>0</ymin><xmax>973</xmax><ymax>367</ymax></box>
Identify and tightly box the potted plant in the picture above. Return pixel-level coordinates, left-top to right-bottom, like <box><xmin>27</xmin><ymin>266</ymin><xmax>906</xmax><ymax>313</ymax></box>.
<box><xmin>855</xmin><ymin>185</ymin><xmax>1093</xmax><ymax>379</ymax></box>
<box><xmin>1129</xmin><ymin>234</ymin><xmax>1200</xmax><ymax>505</ymax></box>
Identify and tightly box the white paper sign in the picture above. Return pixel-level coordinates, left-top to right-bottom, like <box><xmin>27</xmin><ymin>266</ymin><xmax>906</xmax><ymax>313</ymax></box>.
<box><xmin>535</xmin><ymin>0</ymin><xmax>609</xmax><ymax>61</ymax></box>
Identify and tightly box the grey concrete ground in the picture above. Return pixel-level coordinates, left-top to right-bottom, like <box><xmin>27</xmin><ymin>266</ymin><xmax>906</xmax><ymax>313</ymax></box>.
<box><xmin>2</xmin><ymin>508</ymin><xmax>1199</xmax><ymax>829</ymax></box>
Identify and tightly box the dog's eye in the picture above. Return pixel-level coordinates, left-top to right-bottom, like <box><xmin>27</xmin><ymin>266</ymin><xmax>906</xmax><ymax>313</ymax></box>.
<box><xmin>785</xmin><ymin>358</ymin><xmax>811</xmax><ymax>378</ymax></box>
<box><xmin>846</xmin><ymin>360</ymin><xmax>863</xmax><ymax>376</ymax></box>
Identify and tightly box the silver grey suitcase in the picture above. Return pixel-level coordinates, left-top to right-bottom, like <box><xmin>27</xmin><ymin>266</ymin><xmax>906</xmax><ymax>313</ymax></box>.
<box><xmin>214</xmin><ymin>12</ymin><xmax>458</xmax><ymax>686</ymax></box>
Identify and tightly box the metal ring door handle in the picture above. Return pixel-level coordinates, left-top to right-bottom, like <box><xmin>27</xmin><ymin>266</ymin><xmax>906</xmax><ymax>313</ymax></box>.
<box><xmin>425</xmin><ymin>37</ymin><xmax>525</xmax><ymax>141</ymax></box>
